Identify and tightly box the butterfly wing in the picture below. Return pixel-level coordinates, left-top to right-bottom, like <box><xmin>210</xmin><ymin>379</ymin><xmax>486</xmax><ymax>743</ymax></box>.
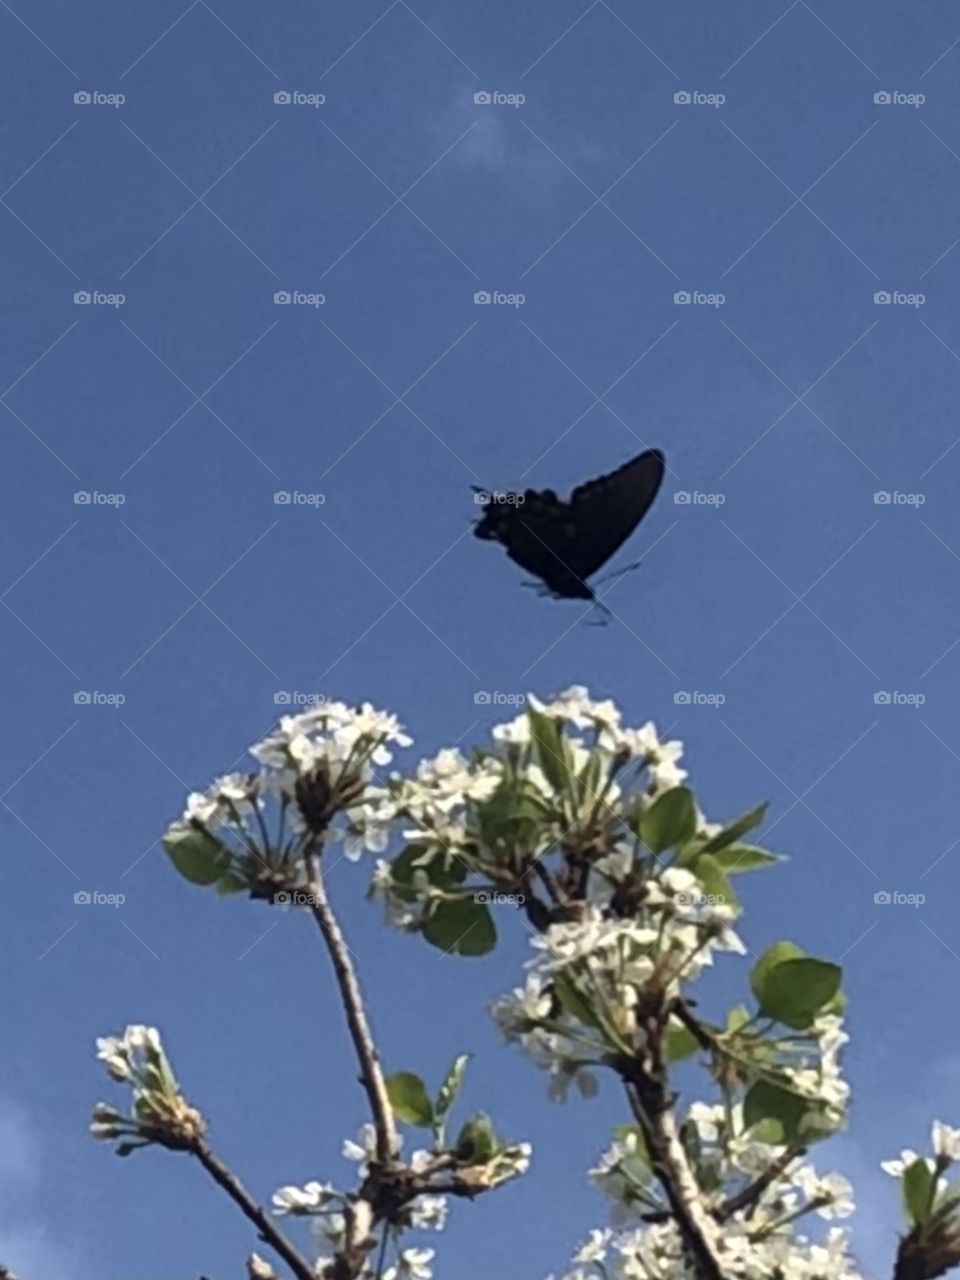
<box><xmin>560</xmin><ymin>449</ymin><xmax>665</xmax><ymax>581</ymax></box>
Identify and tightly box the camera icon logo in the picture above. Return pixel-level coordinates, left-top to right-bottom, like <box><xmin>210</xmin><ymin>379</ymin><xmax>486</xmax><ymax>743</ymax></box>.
<box><xmin>473</xmin><ymin>890</ymin><xmax>491</xmax><ymax>903</ymax></box>
<box><xmin>74</xmin><ymin>291</ymin><xmax>92</xmax><ymax>305</ymax></box>
<box><xmin>274</xmin><ymin>691</ymin><xmax>291</xmax><ymax>704</ymax></box>
<box><xmin>74</xmin><ymin>91</ymin><xmax>91</xmax><ymax>105</ymax></box>
<box><xmin>74</xmin><ymin>890</ymin><xmax>92</xmax><ymax>904</ymax></box>
<box><xmin>674</xmin><ymin>91</ymin><xmax>691</xmax><ymax>105</ymax></box>
<box><xmin>274</xmin><ymin>91</ymin><xmax>291</xmax><ymax>105</ymax></box>
<box><xmin>874</xmin><ymin>890</ymin><xmax>891</xmax><ymax>903</ymax></box>
<box><xmin>673</xmin><ymin>691</ymin><xmax>691</xmax><ymax>704</ymax></box>
<box><xmin>874</xmin><ymin>91</ymin><xmax>891</xmax><ymax>105</ymax></box>
<box><xmin>474</xmin><ymin>91</ymin><xmax>492</xmax><ymax>105</ymax></box>
<box><xmin>874</xmin><ymin>291</ymin><xmax>891</xmax><ymax>304</ymax></box>
<box><xmin>274</xmin><ymin>892</ymin><xmax>291</xmax><ymax>905</ymax></box>
<box><xmin>674</xmin><ymin>490</ymin><xmax>691</xmax><ymax>504</ymax></box>
<box><xmin>274</xmin><ymin>291</ymin><xmax>291</xmax><ymax>304</ymax></box>
<box><xmin>874</xmin><ymin>691</ymin><xmax>891</xmax><ymax>704</ymax></box>
<box><xmin>474</xmin><ymin>691</ymin><xmax>491</xmax><ymax>704</ymax></box>
<box><xmin>274</xmin><ymin>491</ymin><xmax>291</xmax><ymax>504</ymax></box>
<box><xmin>473</xmin><ymin>290</ymin><xmax>492</xmax><ymax>304</ymax></box>
<box><xmin>673</xmin><ymin>290</ymin><xmax>691</xmax><ymax>304</ymax></box>
<box><xmin>74</xmin><ymin>691</ymin><xmax>92</xmax><ymax>704</ymax></box>
<box><xmin>73</xmin><ymin>491</ymin><xmax>92</xmax><ymax>505</ymax></box>
<box><xmin>873</xmin><ymin>491</ymin><xmax>891</xmax><ymax>505</ymax></box>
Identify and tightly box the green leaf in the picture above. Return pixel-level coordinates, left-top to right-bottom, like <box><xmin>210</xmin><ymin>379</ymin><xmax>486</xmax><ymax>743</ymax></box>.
<box><xmin>750</xmin><ymin>942</ymin><xmax>806</xmax><ymax>1007</ymax></box>
<box><xmin>386</xmin><ymin>1072</ymin><xmax>434</xmax><ymax>1127</ymax></box>
<box><xmin>435</xmin><ymin>1054</ymin><xmax>471</xmax><ymax>1133</ymax></box>
<box><xmin>710</xmin><ymin>844</ymin><xmax>779</xmax><ymax>874</ymax></box>
<box><xmin>664</xmin><ymin>1020</ymin><xmax>701</xmax><ymax>1062</ymax></box>
<box><xmin>454</xmin><ymin>1113</ymin><xmax>498</xmax><ymax>1165</ymax></box>
<box><xmin>725</xmin><ymin>1004</ymin><xmax>752</xmax><ymax>1033</ymax></box>
<box><xmin>527</xmin><ymin>707</ymin><xmax>571</xmax><ymax>796</ymax></box>
<box><xmin>423</xmin><ymin>898</ymin><xmax>496</xmax><ymax>957</ymax></box>
<box><xmin>390</xmin><ymin>844</ymin><xmax>467</xmax><ymax>904</ymax></box>
<box><xmin>904</xmin><ymin>1157</ymin><xmax>935</xmax><ymax>1226</ymax></box>
<box><xmin>755</xmin><ymin>957</ymin><xmax>842</xmax><ymax>1030</ymax></box>
<box><xmin>743</xmin><ymin>1079</ymin><xmax>811</xmax><ymax>1145</ymax></box>
<box><xmin>553</xmin><ymin>972</ymin><xmax>601</xmax><ymax>1028</ymax></box>
<box><xmin>640</xmin><ymin>787</ymin><xmax>697</xmax><ymax>853</ymax></box>
<box><xmin>692</xmin><ymin>853</ymin><xmax>738</xmax><ymax>911</ymax></box>
<box><xmin>215</xmin><ymin>868</ymin><xmax>250</xmax><ymax>895</ymax></box>
<box><xmin>701</xmin><ymin>803</ymin><xmax>769</xmax><ymax>853</ymax></box>
<box><xmin>163</xmin><ymin>826</ymin><xmax>231</xmax><ymax>886</ymax></box>
<box><xmin>577</xmin><ymin>751</ymin><xmax>604</xmax><ymax>805</ymax></box>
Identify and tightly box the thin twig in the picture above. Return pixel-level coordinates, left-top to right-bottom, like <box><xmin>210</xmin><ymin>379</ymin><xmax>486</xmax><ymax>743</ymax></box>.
<box><xmin>192</xmin><ymin>1139</ymin><xmax>315</xmax><ymax>1280</ymax></box>
<box><xmin>304</xmin><ymin>847</ymin><xmax>398</xmax><ymax>1164</ymax></box>
<box><xmin>717</xmin><ymin>1147</ymin><xmax>804</xmax><ymax>1221</ymax></box>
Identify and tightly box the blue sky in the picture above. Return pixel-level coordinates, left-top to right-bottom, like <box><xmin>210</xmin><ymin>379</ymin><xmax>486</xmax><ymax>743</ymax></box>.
<box><xmin>1</xmin><ymin>2</ymin><xmax>959</xmax><ymax>1276</ymax></box>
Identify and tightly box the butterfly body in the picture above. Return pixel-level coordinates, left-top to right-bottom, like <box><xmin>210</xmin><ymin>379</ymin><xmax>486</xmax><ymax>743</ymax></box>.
<box><xmin>472</xmin><ymin>449</ymin><xmax>665</xmax><ymax>602</ymax></box>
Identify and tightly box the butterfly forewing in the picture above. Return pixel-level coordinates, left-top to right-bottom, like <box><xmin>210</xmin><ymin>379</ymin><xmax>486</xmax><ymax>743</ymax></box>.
<box><xmin>563</xmin><ymin>449</ymin><xmax>664</xmax><ymax>580</ymax></box>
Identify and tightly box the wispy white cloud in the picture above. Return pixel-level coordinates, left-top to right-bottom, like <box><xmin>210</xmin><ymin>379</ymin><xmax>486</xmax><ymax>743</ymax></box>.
<box><xmin>0</xmin><ymin>1100</ymin><xmax>77</xmax><ymax>1280</ymax></box>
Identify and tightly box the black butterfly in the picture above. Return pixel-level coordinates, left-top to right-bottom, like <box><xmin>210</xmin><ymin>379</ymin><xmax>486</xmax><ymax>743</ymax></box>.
<box><xmin>472</xmin><ymin>449</ymin><xmax>665</xmax><ymax>609</ymax></box>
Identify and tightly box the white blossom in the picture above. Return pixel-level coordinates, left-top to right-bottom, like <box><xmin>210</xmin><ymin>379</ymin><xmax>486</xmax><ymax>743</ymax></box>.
<box><xmin>408</xmin><ymin>1194</ymin><xmax>448</xmax><ymax>1231</ymax></box>
<box><xmin>383</xmin><ymin>1247</ymin><xmax>434</xmax><ymax>1280</ymax></box>
<box><xmin>271</xmin><ymin>1181</ymin><xmax>335</xmax><ymax>1216</ymax></box>
<box><xmin>932</xmin><ymin>1119</ymin><xmax>960</xmax><ymax>1161</ymax></box>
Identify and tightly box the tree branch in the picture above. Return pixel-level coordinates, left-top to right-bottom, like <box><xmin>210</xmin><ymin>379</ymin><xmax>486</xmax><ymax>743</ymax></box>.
<box><xmin>621</xmin><ymin>1006</ymin><xmax>727</xmax><ymax>1280</ymax></box>
<box><xmin>716</xmin><ymin>1147</ymin><xmax>804</xmax><ymax>1222</ymax></box>
<box><xmin>304</xmin><ymin>847</ymin><xmax>398</xmax><ymax>1166</ymax></box>
<box><xmin>192</xmin><ymin>1139</ymin><xmax>315</xmax><ymax>1280</ymax></box>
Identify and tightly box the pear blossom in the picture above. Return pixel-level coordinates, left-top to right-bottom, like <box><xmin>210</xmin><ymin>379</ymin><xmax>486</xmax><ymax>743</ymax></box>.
<box><xmin>382</xmin><ymin>1246</ymin><xmax>434</xmax><ymax>1280</ymax></box>
<box><xmin>271</xmin><ymin>1181</ymin><xmax>336</xmax><ymax>1216</ymax></box>
<box><xmin>933</xmin><ymin>1119</ymin><xmax>960</xmax><ymax>1161</ymax></box>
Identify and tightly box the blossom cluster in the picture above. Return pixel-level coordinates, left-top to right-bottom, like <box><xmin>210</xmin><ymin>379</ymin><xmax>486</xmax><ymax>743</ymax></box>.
<box><xmin>91</xmin><ymin>1025</ymin><xmax>205</xmax><ymax>1155</ymax></box>
<box><xmin>162</xmin><ymin>701</ymin><xmax>414</xmax><ymax>895</ymax></box>
<box><xmin>270</xmin><ymin>1123</ymin><xmax>530</xmax><ymax>1280</ymax></box>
